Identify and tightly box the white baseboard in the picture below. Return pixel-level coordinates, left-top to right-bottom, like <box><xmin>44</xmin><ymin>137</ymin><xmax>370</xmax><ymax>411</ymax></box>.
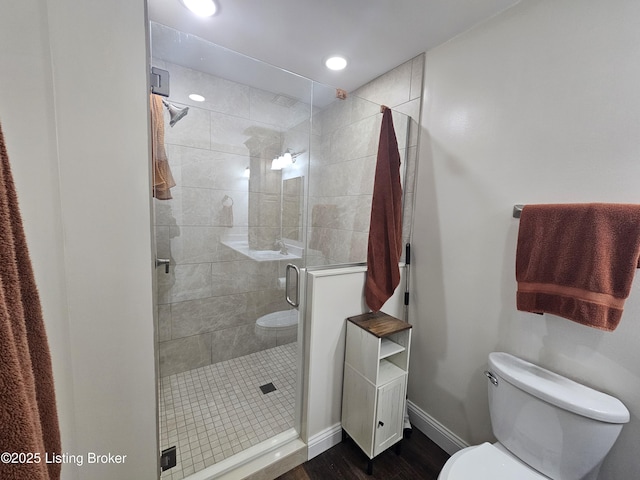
<box><xmin>407</xmin><ymin>400</ymin><xmax>468</xmax><ymax>456</ymax></box>
<box><xmin>307</xmin><ymin>423</ymin><xmax>343</xmax><ymax>460</ymax></box>
<box><xmin>307</xmin><ymin>404</ymin><xmax>468</xmax><ymax>461</ymax></box>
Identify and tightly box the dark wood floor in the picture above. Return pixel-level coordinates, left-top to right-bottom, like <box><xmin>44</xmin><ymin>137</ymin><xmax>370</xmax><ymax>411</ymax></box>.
<box><xmin>277</xmin><ymin>429</ymin><xmax>450</xmax><ymax>480</ymax></box>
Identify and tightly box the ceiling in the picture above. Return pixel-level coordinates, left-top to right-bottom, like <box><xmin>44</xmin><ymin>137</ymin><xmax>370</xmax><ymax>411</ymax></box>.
<box><xmin>148</xmin><ymin>0</ymin><xmax>520</xmax><ymax>95</ymax></box>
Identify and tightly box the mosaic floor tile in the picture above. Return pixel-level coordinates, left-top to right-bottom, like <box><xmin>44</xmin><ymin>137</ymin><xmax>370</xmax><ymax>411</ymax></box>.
<box><xmin>159</xmin><ymin>343</ymin><xmax>297</xmax><ymax>479</ymax></box>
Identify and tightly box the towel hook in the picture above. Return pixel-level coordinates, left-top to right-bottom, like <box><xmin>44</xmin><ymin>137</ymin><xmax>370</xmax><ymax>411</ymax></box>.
<box><xmin>513</xmin><ymin>204</ymin><xmax>524</xmax><ymax>218</ymax></box>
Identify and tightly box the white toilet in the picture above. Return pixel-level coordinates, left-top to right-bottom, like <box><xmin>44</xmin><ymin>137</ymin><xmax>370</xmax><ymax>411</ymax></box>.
<box><xmin>254</xmin><ymin>309</ymin><xmax>298</xmax><ymax>340</ymax></box>
<box><xmin>438</xmin><ymin>352</ymin><xmax>629</xmax><ymax>480</ymax></box>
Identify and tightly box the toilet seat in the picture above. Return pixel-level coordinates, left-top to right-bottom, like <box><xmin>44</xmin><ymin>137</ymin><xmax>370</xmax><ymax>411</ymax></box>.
<box><xmin>438</xmin><ymin>443</ymin><xmax>549</xmax><ymax>480</ymax></box>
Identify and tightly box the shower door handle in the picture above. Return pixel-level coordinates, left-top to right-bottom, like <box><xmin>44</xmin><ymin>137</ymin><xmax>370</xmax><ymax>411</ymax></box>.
<box><xmin>285</xmin><ymin>264</ymin><xmax>300</xmax><ymax>308</ymax></box>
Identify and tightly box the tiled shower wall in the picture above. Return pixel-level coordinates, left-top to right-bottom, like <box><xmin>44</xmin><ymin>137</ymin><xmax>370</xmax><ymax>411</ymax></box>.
<box><xmin>153</xmin><ymin>60</ymin><xmax>309</xmax><ymax>377</ymax></box>
<box><xmin>307</xmin><ymin>54</ymin><xmax>424</xmax><ymax>266</ymax></box>
<box><xmin>153</xmin><ymin>53</ymin><xmax>424</xmax><ymax>376</ymax></box>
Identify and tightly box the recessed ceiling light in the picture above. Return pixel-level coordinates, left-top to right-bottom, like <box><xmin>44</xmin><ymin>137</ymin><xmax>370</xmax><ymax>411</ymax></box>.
<box><xmin>325</xmin><ymin>56</ymin><xmax>348</xmax><ymax>71</ymax></box>
<box><xmin>189</xmin><ymin>93</ymin><xmax>205</xmax><ymax>102</ymax></box>
<box><xmin>181</xmin><ymin>0</ymin><xmax>217</xmax><ymax>17</ymax></box>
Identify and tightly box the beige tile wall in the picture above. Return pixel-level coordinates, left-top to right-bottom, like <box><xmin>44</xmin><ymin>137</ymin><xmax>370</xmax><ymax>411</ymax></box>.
<box><xmin>307</xmin><ymin>54</ymin><xmax>424</xmax><ymax>266</ymax></box>
<box><xmin>153</xmin><ymin>53</ymin><xmax>424</xmax><ymax>376</ymax></box>
<box><xmin>154</xmin><ymin>60</ymin><xmax>304</xmax><ymax>376</ymax></box>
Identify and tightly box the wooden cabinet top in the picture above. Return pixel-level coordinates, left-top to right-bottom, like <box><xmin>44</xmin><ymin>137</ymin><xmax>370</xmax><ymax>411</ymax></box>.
<box><xmin>347</xmin><ymin>311</ymin><xmax>412</xmax><ymax>338</ymax></box>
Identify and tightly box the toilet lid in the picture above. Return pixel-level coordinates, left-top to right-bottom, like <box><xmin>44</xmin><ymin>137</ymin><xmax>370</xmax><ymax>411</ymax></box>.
<box><xmin>439</xmin><ymin>443</ymin><xmax>549</xmax><ymax>480</ymax></box>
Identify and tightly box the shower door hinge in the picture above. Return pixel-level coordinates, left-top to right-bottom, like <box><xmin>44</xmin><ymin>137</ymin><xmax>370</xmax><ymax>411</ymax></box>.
<box><xmin>404</xmin><ymin>291</ymin><xmax>410</xmax><ymax>306</ymax></box>
<box><xmin>150</xmin><ymin>67</ymin><xmax>170</xmax><ymax>97</ymax></box>
<box><xmin>160</xmin><ymin>446</ymin><xmax>176</xmax><ymax>471</ymax></box>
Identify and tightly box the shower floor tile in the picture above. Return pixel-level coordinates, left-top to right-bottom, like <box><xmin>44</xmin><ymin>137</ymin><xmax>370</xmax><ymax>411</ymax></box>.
<box><xmin>159</xmin><ymin>342</ymin><xmax>297</xmax><ymax>480</ymax></box>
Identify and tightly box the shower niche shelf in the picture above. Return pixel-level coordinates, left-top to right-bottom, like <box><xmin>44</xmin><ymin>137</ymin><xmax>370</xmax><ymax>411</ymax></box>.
<box><xmin>341</xmin><ymin>311</ymin><xmax>412</xmax><ymax>475</ymax></box>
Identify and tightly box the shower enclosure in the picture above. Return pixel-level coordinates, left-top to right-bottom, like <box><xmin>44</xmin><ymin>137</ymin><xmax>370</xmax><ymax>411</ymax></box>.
<box><xmin>150</xmin><ymin>22</ymin><xmax>413</xmax><ymax>480</ymax></box>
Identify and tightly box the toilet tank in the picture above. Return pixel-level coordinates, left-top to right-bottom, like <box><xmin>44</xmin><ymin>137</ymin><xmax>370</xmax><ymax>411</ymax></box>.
<box><xmin>486</xmin><ymin>352</ymin><xmax>629</xmax><ymax>480</ymax></box>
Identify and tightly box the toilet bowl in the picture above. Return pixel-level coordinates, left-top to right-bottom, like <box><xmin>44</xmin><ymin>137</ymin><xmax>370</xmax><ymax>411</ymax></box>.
<box><xmin>438</xmin><ymin>352</ymin><xmax>629</xmax><ymax>480</ymax></box>
<box><xmin>254</xmin><ymin>309</ymin><xmax>298</xmax><ymax>339</ymax></box>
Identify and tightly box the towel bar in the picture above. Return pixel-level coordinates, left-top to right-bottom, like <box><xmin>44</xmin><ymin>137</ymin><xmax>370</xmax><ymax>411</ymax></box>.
<box><xmin>513</xmin><ymin>204</ymin><xmax>524</xmax><ymax>218</ymax></box>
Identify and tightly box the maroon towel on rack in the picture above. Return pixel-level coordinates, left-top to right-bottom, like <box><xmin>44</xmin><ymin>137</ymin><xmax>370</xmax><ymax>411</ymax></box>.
<box><xmin>516</xmin><ymin>203</ymin><xmax>640</xmax><ymax>331</ymax></box>
<box><xmin>0</xmin><ymin>123</ymin><xmax>61</xmax><ymax>479</ymax></box>
<box><xmin>365</xmin><ymin>107</ymin><xmax>403</xmax><ymax>312</ymax></box>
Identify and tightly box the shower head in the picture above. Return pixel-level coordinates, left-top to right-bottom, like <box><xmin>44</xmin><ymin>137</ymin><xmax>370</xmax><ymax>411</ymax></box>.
<box><xmin>162</xmin><ymin>99</ymin><xmax>189</xmax><ymax>127</ymax></box>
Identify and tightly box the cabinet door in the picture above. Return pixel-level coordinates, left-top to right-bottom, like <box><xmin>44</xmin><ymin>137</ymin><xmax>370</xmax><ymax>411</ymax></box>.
<box><xmin>342</xmin><ymin>365</ymin><xmax>377</xmax><ymax>456</ymax></box>
<box><xmin>373</xmin><ymin>374</ymin><xmax>406</xmax><ymax>457</ymax></box>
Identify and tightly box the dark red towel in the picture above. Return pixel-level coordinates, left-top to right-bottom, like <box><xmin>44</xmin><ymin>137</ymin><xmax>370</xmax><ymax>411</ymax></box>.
<box><xmin>0</xmin><ymin>123</ymin><xmax>61</xmax><ymax>479</ymax></box>
<box><xmin>365</xmin><ymin>108</ymin><xmax>403</xmax><ymax>312</ymax></box>
<box><xmin>516</xmin><ymin>203</ymin><xmax>640</xmax><ymax>331</ymax></box>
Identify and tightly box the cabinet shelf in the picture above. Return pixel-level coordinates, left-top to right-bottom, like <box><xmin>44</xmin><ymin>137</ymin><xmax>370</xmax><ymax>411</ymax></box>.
<box><xmin>379</xmin><ymin>358</ymin><xmax>406</xmax><ymax>385</ymax></box>
<box><xmin>380</xmin><ymin>338</ymin><xmax>405</xmax><ymax>360</ymax></box>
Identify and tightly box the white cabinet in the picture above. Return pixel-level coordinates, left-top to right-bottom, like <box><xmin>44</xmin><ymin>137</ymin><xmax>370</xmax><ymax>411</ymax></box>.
<box><xmin>341</xmin><ymin>312</ymin><xmax>412</xmax><ymax>474</ymax></box>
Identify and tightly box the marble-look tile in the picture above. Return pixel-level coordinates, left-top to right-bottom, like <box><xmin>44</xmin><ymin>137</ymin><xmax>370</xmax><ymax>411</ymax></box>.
<box><xmin>410</xmin><ymin>54</ymin><xmax>425</xmax><ymax>101</ymax></box>
<box><xmin>392</xmin><ymin>111</ymin><xmax>410</xmax><ymax>147</ymax></box>
<box><xmin>249</xmin><ymin>88</ymin><xmax>311</xmax><ymax>131</ymax></box>
<box><xmin>313</xmin><ymin>196</ymin><xmax>355</xmax><ymax>232</ymax></box>
<box><xmin>166</xmin><ymin>263</ymin><xmax>214</xmax><ymax>303</ymax></box>
<box><xmin>350</xmin><ymin>95</ymin><xmax>384</xmax><ymax>125</ymax></box>
<box><xmin>163</xmin><ymin>144</ymin><xmax>183</xmax><ymax>186</ymax></box>
<box><xmin>330</xmin><ymin>115</ymin><xmax>380</xmax><ymax>163</ymax></box>
<box><xmin>155</xmin><ymin>268</ymin><xmax>171</xmax><ymax>305</ymax></box>
<box><xmin>155</xmin><ymin>225</ymin><xmax>172</xmax><ymax>259</ymax></box>
<box><xmin>248</xmin><ymin>289</ymin><xmax>290</xmax><ymax>318</ymax></box>
<box><xmin>160</xmin><ymin>62</ymin><xmax>252</xmax><ymax>117</ymax></box>
<box><xmin>349</xmin><ymin>231</ymin><xmax>369</xmax><ymax>264</ymax></box>
<box><xmin>313</xmin><ymin>97</ymin><xmax>355</xmax><ymax>136</ymax></box>
<box><xmin>153</xmin><ymin>190</ymin><xmax>182</xmax><ymax>227</ymax></box>
<box><xmin>159</xmin><ymin>333</ymin><xmax>212</xmax><ymax>377</ymax></box>
<box><xmin>211</xmin><ymin>260</ymin><xmax>278</xmax><ymax>297</ymax></box>
<box><xmin>210</xmin><ymin>112</ymin><xmax>274</xmax><ymax>156</ymax></box>
<box><xmin>282</xmin><ymin>127</ymin><xmax>310</xmax><ymax>162</ymax></box>
<box><xmin>353</xmin><ymin>195</ymin><xmax>373</xmax><ymax>232</ymax></box>
<box><xmin>169</xmin><ymin>226</ymin><xmax>244</xmax><ymax>264</ymax></box>
<box><xmin>392</xmin><ymin>100</ymin><xmax>421</xmax><ymax>147</ymax></box>
<box><xmin>308</xmin><ymin>199</ymin><xmax>338</xmax><ymax>228</ymax></box>
<box><xmin>171</xmin><ymin>145</ymin><xmax>249</xmax><ymax>190</ymax></box>
<box><xmin>210</xmin><ymin>324</ymin><xmax>276</xmax><ymax>364</ymax></box>
<box><xmin>180</xmin><ymin>187</ymin><xmax>215</xmax><ymax>225</ymax></box>
<box><xmin>312</xmin><ymin>162</ymin><xmax>349</xmax><ymax>197</ymax></box>
<box><xmin>353</xmin><ymin>59</ymin><xmax>413</xmax><ymax>107</ymax></box>
<box><xmin>158</xmin><ymin>304</ymin><xmax>172</xmax><ymax>342</ymax></box>
<box><xmin>165</xmin><ymin>105</ymin><xmax>211</xmax><ymax>150</ymax></box>
<box><xmin>287</xmin><ymin>113</ymin><xmax>312</xmax><ymax>136</ymax></box>
<box><xmin>171</xmin><ymin>293</ymin><xmax>253</xmax><ymax>339</ymax></box>
<box><xmin>404</xmin><ymin>145</ymin><xmax>418</xmax><ymax>194</ymax></box>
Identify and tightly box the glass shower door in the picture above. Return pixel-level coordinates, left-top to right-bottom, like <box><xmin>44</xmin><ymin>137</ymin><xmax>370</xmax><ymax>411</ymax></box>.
<box><xmin>151</xmin><ymin>22</ymin><xmax>312</xmax><ymax>479</ymax></box>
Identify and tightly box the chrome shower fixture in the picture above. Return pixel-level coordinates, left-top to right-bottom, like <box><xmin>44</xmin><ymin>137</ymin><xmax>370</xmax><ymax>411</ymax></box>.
<box><xmin>162</xmin><ymin>99</ymin><xmax>189</xmax><ymax>127</ymax></box>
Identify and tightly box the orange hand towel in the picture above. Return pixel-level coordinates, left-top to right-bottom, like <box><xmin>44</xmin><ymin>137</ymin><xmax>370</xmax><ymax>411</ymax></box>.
<box><xmin>151</xmin><ymin>94</ymin><xmax>176</xmax><ymax>200</ymax></box>
<box><xmin>365</xmin><ymin>107</ymin><xmax>403</xmax><ymax>312</ymax></box>
<box><xmin>516</xmin><ymin>203</ymin><xmax>640</xmax><ymax>331</ymax></box>
<box><xmin>0</xmin><ymin>123</ymin><xmax>61</xmax><ymax>479</ymax></box>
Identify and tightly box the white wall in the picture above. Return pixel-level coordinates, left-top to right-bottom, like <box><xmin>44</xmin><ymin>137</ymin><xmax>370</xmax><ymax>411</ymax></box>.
<box><xmin>0</xmin><ymin>1</ymin><xmax>78</xmax><ymax>476</ymax></box>
<box><xmin>410</xmin><ymin>0</ymin><xmax>640</xmax><ymax>478</ymax></box>
<box><xmin>1</xmin><ymin>1</ymin><xmax>157</xmax><ymax>479</ymax></box>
